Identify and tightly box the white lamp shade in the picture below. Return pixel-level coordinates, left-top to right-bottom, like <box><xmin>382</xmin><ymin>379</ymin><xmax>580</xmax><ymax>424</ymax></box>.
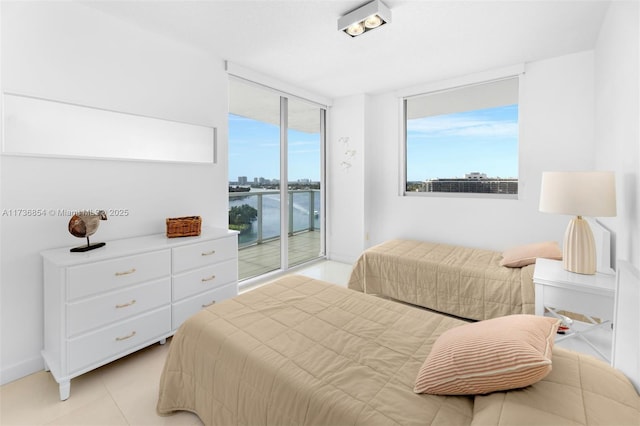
<box><xmin>539</xmin><ymin>171</ymin><xmax>616</xmax><ymax>217</ymax></box>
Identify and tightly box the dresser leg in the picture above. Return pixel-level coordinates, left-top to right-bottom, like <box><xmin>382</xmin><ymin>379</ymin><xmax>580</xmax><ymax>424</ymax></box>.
<box><xmin>59</xmin><ymin>381</ymin><xmax>70</xmax><ymax>401</ymax></box>
<box><xmin>159</xmin><ymin>338</ymin><xmax>167</xmax><ymax>345</ymax></box>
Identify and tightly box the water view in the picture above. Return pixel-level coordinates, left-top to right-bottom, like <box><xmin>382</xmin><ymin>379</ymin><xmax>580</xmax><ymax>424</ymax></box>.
<box><xmin>229</xmin><ymin>188</ymin><xmax>320</xmax><ymax>246</ymax></box>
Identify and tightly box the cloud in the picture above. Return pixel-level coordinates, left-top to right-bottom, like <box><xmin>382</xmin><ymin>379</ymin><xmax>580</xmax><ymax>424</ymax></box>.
<box><xmin>408</xmin><ymin>115</ymin><xmax>518</xmax><ymax>139</ymax></box>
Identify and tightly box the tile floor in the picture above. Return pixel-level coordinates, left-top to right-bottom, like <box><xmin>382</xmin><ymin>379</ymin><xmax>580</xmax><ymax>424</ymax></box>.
<box><xmin>0</xmin><ymin>260</ymin><xmax>354</xmax><ymax>426</ymax></box>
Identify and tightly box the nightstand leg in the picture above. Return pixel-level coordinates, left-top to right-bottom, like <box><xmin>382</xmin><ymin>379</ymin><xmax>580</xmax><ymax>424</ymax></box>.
<box><xmin>534</xmin><ymin>284</ymin><xmax>544</xmax><ymax>316</ymax></box>
<box><xmin>59</xmin><ymin>380</ymin><xmax>70</xmax><ymax>401</ymax></box>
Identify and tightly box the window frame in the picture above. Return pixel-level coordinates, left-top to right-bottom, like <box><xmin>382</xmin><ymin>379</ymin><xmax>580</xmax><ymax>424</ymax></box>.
<box><xmin>399</xmin><ymin>66</ymin><xmax>523</xmax><ymax>200</ymax></box>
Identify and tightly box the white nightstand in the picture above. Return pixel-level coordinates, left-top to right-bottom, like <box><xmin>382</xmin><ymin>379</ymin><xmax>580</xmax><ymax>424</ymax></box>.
<box><xmin>533</xmin><ymin>258</ymin><xmax>616</xmax><ymax>363</ymax></box>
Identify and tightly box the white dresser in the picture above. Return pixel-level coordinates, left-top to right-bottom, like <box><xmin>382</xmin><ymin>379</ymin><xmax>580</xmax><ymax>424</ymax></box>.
<box><xmin>41</xmin><ymin>227</ymin><xmax>238</xmax><ymax>400</ymax></box>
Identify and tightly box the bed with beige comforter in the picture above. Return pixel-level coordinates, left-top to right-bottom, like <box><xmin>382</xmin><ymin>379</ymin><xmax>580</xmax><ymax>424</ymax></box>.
<box><xmin>157</xmin><ymin>275</ymin><xmax>639</xmax><ymax>425</ymax></box>
<box><xmin>348</xmin><ymin>239</ymin><xmax>535</xmax><ymax>320</ymax></box>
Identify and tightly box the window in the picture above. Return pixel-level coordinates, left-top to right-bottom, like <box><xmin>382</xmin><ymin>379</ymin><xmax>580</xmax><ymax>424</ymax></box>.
<box><xmin>404</xmin><ymin>77</ymin><xmax>519</xmax><ymax>197</ymax></box>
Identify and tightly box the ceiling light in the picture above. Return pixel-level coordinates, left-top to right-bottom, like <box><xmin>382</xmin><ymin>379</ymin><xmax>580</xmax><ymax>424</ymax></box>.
<box><xmin>338</xmin><ymin>0</ymin><xmax>392</xmax><ymax>38</ymax></box>
<box><xmin>346</xmin><ymin>22</ymin><xmax>365</xmax><ymax>36</ymax></box>
<box><xmin>364</xmin><ymin>14</ymin><xmax>383</xmax><ymax>29</ymax></box>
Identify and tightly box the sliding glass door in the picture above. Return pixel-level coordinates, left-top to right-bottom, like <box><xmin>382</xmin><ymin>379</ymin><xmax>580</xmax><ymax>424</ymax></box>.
<box><xmin>286</xmin><ymin>98</ymin><xmax>324</xmax><ymax>268</ymax></box>
<box><xmin>228</xmin><ymin>78</ymin><xmax>325</xmax><ymax>281</ymax></box>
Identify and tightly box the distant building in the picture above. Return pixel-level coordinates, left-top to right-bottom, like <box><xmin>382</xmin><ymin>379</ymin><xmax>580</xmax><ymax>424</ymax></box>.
<box><xmin>465</xmin><ymin>172</ymin><xmax>487</xmax><ymax>179</ymax></box>
<box><xmin>238</xmin><ymin>176</ymin><xmax>248</xmax><ymax>185</ymax></box>
<box><xmin>423</xmin><ymin>173</ymin><xmax>518</xmax><ymax>194</ymax></box>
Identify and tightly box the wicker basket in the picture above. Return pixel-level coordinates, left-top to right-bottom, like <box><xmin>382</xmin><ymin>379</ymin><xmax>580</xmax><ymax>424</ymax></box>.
<box><xmin>166</xmin><ymin>216</ymin><xmax>202</xmax><ymax>238</ymax></box>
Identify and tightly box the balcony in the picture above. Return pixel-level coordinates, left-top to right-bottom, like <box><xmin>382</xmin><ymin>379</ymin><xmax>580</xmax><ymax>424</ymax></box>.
<box><xmin>230</xmin><ymin>189</ymin><xmax>323</xmax><ymax>281</ymax></box>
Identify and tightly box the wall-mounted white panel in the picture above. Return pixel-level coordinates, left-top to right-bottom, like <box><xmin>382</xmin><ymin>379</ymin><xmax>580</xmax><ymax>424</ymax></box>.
<box><xmin>2</xmin><ymin>93</ymin><xmax>216</xmax><ymax>163</ymax></box>
<box><xmin>612</xmin><ymin>260</ymin><xmax>640</xmax><ymax>393</ymax></box>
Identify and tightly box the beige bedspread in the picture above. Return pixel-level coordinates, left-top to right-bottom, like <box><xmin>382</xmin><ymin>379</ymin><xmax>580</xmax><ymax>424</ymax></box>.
<box><xmin>157</xmin><ymin>275</ymin><xmax>474</xmax><ymax>425</ymax></box>
<box><xmin>471</xmin><ymin>347</ymin><xmax>640</xmax><ymax>425</ymax></box>
<box><xmin>348</xmin><ymin>239</ymin><xmax>535</xmax><ymax>320</ymax></box>
<box><xmin>157</xmin><ymin>275</ymin><xmax>640</xmax><ymax>426</ymax></box>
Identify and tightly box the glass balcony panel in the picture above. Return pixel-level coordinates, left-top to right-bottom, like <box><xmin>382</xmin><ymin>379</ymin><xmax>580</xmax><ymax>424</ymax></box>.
<box><xmin>230</xmin><ymin>190</ymin><xmax>321</xmax><ymax>280</ymax></box>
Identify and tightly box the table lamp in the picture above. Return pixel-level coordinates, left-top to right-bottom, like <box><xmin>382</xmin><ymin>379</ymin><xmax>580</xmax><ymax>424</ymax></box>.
<box><xmin>539</xmin><ymin>171</ymin><xmax>616</xmax><ymax>275</ymax></box>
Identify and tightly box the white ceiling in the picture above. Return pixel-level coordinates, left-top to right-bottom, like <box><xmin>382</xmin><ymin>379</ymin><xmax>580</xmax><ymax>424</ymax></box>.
<box><xmin>83</xmin><ymin>0</ymin><xmax>610</xmax><ymax>100</ymax></box>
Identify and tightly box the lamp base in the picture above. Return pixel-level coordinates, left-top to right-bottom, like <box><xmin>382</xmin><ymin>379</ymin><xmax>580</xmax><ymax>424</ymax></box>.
<box><xmin>563</xmin><ymin>216</ymin><xmax>596</xmax><ymax>275</ymax></box>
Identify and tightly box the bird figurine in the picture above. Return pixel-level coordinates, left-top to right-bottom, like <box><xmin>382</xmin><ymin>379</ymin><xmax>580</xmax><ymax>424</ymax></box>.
<box><xmin>68</xmin><ymin>210</ymin><xmax>108</xmax><ymax>252</ymax></box>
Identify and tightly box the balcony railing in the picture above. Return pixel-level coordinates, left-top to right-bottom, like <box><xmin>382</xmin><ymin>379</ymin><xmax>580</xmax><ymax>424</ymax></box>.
<box><xmin>229</xmin><ymin>190</ymin><xmax>320</xmax><ymax>248</ymax></box>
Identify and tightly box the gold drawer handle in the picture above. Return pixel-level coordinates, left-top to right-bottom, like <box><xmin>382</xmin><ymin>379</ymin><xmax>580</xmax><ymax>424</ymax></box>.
<box><xmin>115</xmin><ymin>268</ymin><xmax>136</xmax><ymax>276</ymax></box>
<box><xmin>115</xmin><ymin>331</ymin><xmax>136</xmax><ymax>341</ymax></box>
<box><xmin>115</xmin><ymin>299</ymin><xmax>136</xmax><ymax>309</ymax></box>
<box><xmin>202</xmin><ymin>300</ymin><xmax>216</xmax><ymax>308</ymax></box>
<box><xmin>201</xmin><ymin>250</ymin><xmax>216</xmax><ymax>256</ymax></box>
<box><xmin>201</xmin><ymin>275</ymin><xmax>216</xmax><ymax>282</ymax></box>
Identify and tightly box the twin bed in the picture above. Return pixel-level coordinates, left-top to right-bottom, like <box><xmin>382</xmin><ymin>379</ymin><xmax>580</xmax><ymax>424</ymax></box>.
<box><xmin>157</xmin><ymin>241</ymin><xmax>640</xmax><ymax>425</ymax></box>
<box><xmin>347</xmin><ymin>239</ymin><xmax>536</xmax><ymax>320</ymax></box>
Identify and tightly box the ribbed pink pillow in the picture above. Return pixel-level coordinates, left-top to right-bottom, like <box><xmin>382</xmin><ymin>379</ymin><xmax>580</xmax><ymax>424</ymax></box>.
<box><xmin>414</xmin><ymin>315</ymin><xmax>560</xmax><ymax>395</ymax></box>
<box><xmin>500</xmin><ymin>241</ymin><xmax>562</xmax><ymax>268</ymax></box>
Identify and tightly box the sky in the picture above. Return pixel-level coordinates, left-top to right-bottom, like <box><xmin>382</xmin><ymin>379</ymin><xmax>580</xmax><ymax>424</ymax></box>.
<box><xmin>228</xmin><ymin>114</ymin><xmax>321</xmax><ymax>183</ymax></box>
<box><xmin>229</xmin><ymin>104</ymin><xmax>518</xmax><ymax>184</ymax></box>
<box><xmin>406</xmin><ymin>104</ymin><xmax>519</xmax><ymax>181</ymax></box>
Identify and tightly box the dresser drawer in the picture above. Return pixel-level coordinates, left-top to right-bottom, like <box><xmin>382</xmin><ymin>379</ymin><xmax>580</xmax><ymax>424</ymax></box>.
<box><xmin>68</xmin><ymin>306</ymin><xmax>171</xmax><ymax>373</ymax></box>
<box><xmin>67</xmin><ymin>250</ymin><xmax>171</xmax><ymax>300</ymax></box>
<box><xmin>172</xmin><ymin>259</ymin><xmax>237</xmax><ymax>301</ymax></box>
<box><xmin>172</xmin><ymin>283</ymin><xmax>238</xmax><ymax>330</ymax></box>
<box><xmin>172</xmin><ymin>237</ymin><xmax>237</xmax><ymax>273</ymax></box>
<box><xmin>67</xmin><ymin>277</ymin><xmax>171</xmax><ymax>337</ymax></box>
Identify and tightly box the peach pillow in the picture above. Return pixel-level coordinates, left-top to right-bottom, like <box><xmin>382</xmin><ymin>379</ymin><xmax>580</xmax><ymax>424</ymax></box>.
<box><xmin>414</xmin><ymin>315</ymin><xmax>560</xmax><ymax>395</ymax></box>
<box><xmin>500</xmin><ymin>241</ymin><xmax>562</xmax><ymax>268</ymax></box>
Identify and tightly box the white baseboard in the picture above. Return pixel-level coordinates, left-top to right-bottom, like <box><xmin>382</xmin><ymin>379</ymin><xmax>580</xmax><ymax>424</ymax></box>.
<box><xmin>1</xmin><ymin>356</ymin><xmax>44</xmax><ymax>385</ymax></box>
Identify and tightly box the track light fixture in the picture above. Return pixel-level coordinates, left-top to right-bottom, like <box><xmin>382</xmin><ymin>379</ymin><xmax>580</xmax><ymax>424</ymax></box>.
<box><xmin>337</xmin><ymin>0</ymin><xmax>392</xmax><ymax>37</ymax></box>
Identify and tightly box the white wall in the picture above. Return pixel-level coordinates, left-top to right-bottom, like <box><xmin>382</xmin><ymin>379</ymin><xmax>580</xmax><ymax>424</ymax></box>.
<box><xmin>0</xmin><ymin>2</ymin><xmax>229</xmax><ymax>383</ymax></box>
<box><xmin>359</xmin><ymin>51</ymin><xmax>596</xmax><ymax>254</ymax></box>
<box><xmin>326</xmin><ymin>95</ymin><xmax>366</xmax><ymax>263</ymax></box>
<box><xmin>594</xmin><ymin>1</ymin><xmax>640</xmax><ymax>270</ymax></box>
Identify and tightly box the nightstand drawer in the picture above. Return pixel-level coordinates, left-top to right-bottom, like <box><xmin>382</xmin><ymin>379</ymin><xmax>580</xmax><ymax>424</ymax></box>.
<box><xmin>537</xmin><ymin>284</ymin><xmax>615</xmax><ymax>321</ymax></box>
<box><xmin>67</xmin><ymin>277</ymin><xmax>171</xmax><ymax>337</ymax></box>
<box><xmin>68</xmin><ymin>250</ymin><xmax>171</xmax><ymax>300</ymax></box>
<box><xmin>68</xmin><ymin>306</ymin><xmax>171</xmax><ymax>373</ymax></box>
<box><xmin>172</xmin><ymin>283</ymin><xmax>238</xmax><ymax>330</ymax></box>
<box><xmin>172</xmin><ymin>237</ymin><xmax>236</xmax><ymax>273</ymax></box>
<box><xmin>172</xmin><ymin>259</ymin><xmax>237</xmax><ymax>301</ymax></box>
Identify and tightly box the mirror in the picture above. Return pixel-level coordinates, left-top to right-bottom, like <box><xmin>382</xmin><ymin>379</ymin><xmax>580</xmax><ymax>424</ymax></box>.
<box><xmin>2</xmin><ymin>93</ymin><xmax>216</xmax><ymax>163</ymax></box>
